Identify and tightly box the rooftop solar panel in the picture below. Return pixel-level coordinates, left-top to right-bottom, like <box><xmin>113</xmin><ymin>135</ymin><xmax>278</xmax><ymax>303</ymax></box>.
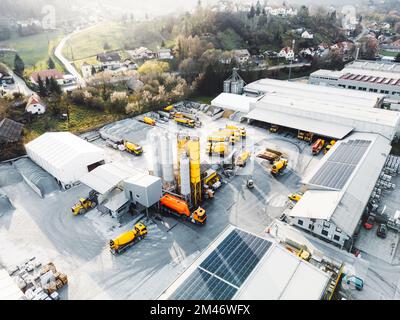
<box><xmin>308</xmin><ymin>140</ymin><xmax>371</xmax><ymax>190</ymax></box>
<box><xmin>200</xmin><ymin>229</ymin><xmax>272</xmax><ymax>287</ymax></box>
<box><xmin>169</xmin><ymin>268</ymin><xmax>238</xmax><ymax>300</ymax></box>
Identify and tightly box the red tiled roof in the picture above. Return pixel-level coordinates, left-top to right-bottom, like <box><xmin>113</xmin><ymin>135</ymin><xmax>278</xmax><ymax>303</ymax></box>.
<box><xmin>30</xmin><ymin>69</ymin><xmax>64</xmax><ymax>83</ymax></box>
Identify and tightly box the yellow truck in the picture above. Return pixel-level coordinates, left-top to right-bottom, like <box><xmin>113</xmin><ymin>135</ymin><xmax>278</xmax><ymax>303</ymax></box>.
<box><xmin>174</xmin><ymin>117</ymin><xmax>196</xmax><ymax>128</ymax></box>
<box><xmin>271</xmin><ymin>158</ymin><xmax>288</xmax><ymax>175</ymax></box>
<box><xmin>143</xmin><ymin>117</ymin><xmax>156</xmax><ymax>126</ymax></box>
<box><xmin>324</xmin><ymin>140</ymin><xmax>336</xmax><ymax>154</ymax></box>
<box><xmin>270</xmin><ymin>125</ymin><xmax>279</xmax><ymax>133</ymax></box>
<box><xmin>164</xmin><ymin>105</ymin><xmax>174</xmax><ymax>112</ymax></box>
<box><xmin>288</xmin><ymin>193</ymin><xmax>302</xmax><ymax>202</ymax></box>
<box><xmin>206</xmin><ymin>142</ymin><xmax>226</xmax><ymax>157</ymax></box>
<box><xmin>124</xmin><ymin>141</ymin><xmax>143</xmax><ymax>156</ymax></box>
<box><xmin>236</xmin><ymin>151</ymin><xmax>251</xmax><ymax>167</ymax></box>
<box><xmin>226</xmin><ymin>124</ymin><xmax>247</xmax><ymax>138</ymax></box>
<box><xmin>109</xmin><ymin>223</ymin><xmax>148</xmax><ymax>255</ymax></box>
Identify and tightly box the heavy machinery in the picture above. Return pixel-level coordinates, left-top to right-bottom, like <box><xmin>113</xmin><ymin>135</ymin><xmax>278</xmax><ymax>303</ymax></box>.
<box><xmin>164</xmin><ymin>105</ymin><xmax>174</xmax><ymax>112</ymax></box>
<box><xmin>202</xmin><ymin>169</ymin><xmax>222</xmax><ymax>190</ymax></box>
<box><xmin>312</xmin><ymin>139</ymin><xmax>325</xmax><ymax>155</ymax></box>
<box><xmin>109</xmin><ymin>223</ymin><xmax>148</xmax><ymax>255</ymax></box>
<box><xmin>226</xmin><ymin>124</ymin><xmax>246</xmax><ymax>138</ymax></box>
<box><xmin>270</xmin><ymin>125</ymin><xmax>279</xmax><ymax>133</ymax></box>
<box><xmin>174</xmin><ymin>117</ymin><xmax>196</xmax><ymax>128</ymax></box>
<box><xmin>246</xmin><ymin>179</ymin><xmax>255</xmax><ymax>189</ymax></box>
<box><xmin>271</xmin><ymin>158</ymin><xmax>288</xmax><ymax>176</ymax></box>
<box><xmin>236</xmin><ymin>150</ymin><xmax>251</xmax><ymax>167</ymax></box>
<box><xmin>143</xmin><ymin>117</ymin><xmax>156</xmax><ymax>126</ymax></box>
<box><xmin>159</xmin><ymin>194</ymin><xmax>207</xmax><ymax>225</ymax></box>
<box><xmin>71</xmin><ymin>191</ymin><xmax>98</xmax><ymax>216</ymax></box>
<box><xmin>324</xmin><ymin>140</ymin><xmax>336</xmax><ymax>154</ymax></box>
<box><xmin>206</xmin><ymin>142</ymin><xmax>226</xmax><ymax>157</ymax></box>
<box><xmin>288</xmin><ymin>193</ymin><xmax>302</xmax><ymax>202</ymax></box>
<box><xmin>298</xmin><ymin>131</ymin><xmax>313</xmax><ymax>143</ymax></box>
<box><xmin>124</xmin><ymin>141</ymin><xmax>143</xmax><ymax>156</ymax></box>
<box><xmin>208</xmin><ymin>135</ymin><xmax>228</xmax><ymax>144</ymax></box>
<box><xmin>257</xmin><ymin>148</ymin><xmax>283</xmax><ymax>164</ymax></box>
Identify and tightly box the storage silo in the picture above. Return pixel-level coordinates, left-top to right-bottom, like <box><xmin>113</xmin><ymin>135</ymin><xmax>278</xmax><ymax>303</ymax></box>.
<box><xmin>149</xmin><ymin>133</ymin><xmax>162</xmax><ymax>178</ymax></box>
<box><xmin>161</xmin><ymin>134</ymin><xmax>174</xmax><ymax>183</ymax></box>
<box><xmin>187</xmin><ymin>136</ymin><xmax>202</xmax><ymax>207</ymax></box>
<box><xmin>224</xmin><ymin>80</ymin><xmax>231</xmax><ymax>93</ymax></box>
<box><xmin>230</xmin><ymin>81</ymin><xmax>238</xmax><ymax>94</ymax></box>
<box><xmin>180</xmin><ymin>155</ymin><xmax>191</xmax><ymax>202</ymax></box>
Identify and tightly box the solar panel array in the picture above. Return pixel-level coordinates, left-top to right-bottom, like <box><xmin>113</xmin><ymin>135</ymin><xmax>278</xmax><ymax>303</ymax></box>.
<box><xmin>308</xmin><ymin>140</ymin><xmax>371</xmax><ymax>190</ymax></box>
<box><xmin>169</xmin><ymin>229</ymin><xmax>272</xmax><ymax>300</ymax></box>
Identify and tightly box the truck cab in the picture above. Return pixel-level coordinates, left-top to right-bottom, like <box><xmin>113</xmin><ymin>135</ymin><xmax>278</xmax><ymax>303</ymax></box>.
<box><xmin>192</xmin><ymin>207</ymin><xmax>207</xmax><ymax>225</ymax></box>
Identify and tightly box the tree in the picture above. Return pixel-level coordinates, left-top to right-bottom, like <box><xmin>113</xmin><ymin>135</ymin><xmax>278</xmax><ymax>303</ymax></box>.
<box><xmin>47</xmin><ymin>57</ymin><xmax>55</xmax><ymax>69</ymax></box>
<box><xmin>395</xmin><ymin>53</ymin><xmax>400</xmax><ymax>63</ymax></box>
<box><xmin>48</xmin><ymin>77</ymin><xmax>62</xmax><ymax>95</ymax></box>
<box><xmin>37</xmin><ymin>76</ymin><xmax>46</xmax><ymax>97</ymax></box>
<box><xmin>13</xmin><ymin>54</ymin><xmax>25</xmax><ymax>76</ymax></box>
<box><xmin>138</xmin><ymin>60</ymin><xmax>170</xmax><ymax>75</ymax></box>
<box><xmin>103</xmin><ymin>42</ymin><xmax>111</xmax><ymax>51</ymax></box>
<box><xmin>248</xmin><ymin>5</ymin><xmax>255</xmax><ymax>19</ymax></box>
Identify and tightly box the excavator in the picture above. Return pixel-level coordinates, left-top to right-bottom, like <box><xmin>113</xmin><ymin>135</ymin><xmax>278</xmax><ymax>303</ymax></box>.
<box><xmin>159</xmin><ymin>194</ymin><xmax>207</xmax><ymax>225</ymax></box>
<box><xmin>109</xmin><ymin>223</ymin><xmax>148</xmax><ymax>255</ymax></box>
<box><xmin>271</xmin><ymin>158</ymin><xmax>288</xmax><ymax>176</ymax></box>
<box><xmin>71</xmin><ymin>191</ymin><xmax>98</xmax><ymax>216</ymax></box>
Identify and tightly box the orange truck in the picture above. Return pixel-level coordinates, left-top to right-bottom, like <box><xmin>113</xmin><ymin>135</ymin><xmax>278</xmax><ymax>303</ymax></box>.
<box><xmin>159</xmin><ymin>194</ymin><xmax>207</xmax><ymax>225</ymax></box>
<box><xmin>312</xmin><ymin>139</ymin><xmax>325</xmax><ymax>155</ymax></box>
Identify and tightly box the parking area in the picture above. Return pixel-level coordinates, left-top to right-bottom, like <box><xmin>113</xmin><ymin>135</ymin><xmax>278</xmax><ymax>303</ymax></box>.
<box><xmin>0</xmin><ymin>108</ymin><xmax>325</xmax><ymax>300</ymax></box>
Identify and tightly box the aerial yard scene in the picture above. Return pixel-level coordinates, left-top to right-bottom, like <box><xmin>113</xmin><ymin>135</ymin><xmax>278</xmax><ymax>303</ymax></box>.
<box><xmin>1</xmin><ymin>0</ymin><xmax>400</xmax><ymax>304</ymax></box>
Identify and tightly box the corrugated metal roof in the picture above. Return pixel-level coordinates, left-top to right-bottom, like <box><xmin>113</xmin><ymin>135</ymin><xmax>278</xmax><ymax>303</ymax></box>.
<box><xmin>245</xmin><ymin>108</ymin><xmax>353</xmax><ymax>139</ymax></box>
<box><xmin>0</xmin><ymin>118</ymin><xmax>24</xmax><ymax>143</ymax></box>
<box><xmin>211</xmin><ymin>93</ymin><xmax>261</xmax><ymax>113</ymax></box>
<box><xmin>0</xmin><ymin>269</ymin><xmax>24</xmax><ymax>300</ymax></box>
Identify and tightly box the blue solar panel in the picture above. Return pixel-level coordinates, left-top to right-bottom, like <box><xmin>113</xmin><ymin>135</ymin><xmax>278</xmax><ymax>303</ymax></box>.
<box><xmin>200</xmin><ymin>229</ymin><xmax>272</xmax><ymax>287</ymax></box>
<box><xmin>169</xmin><ymin>268</ymin><xmax>237</xmax><ymax>300</ymax></box>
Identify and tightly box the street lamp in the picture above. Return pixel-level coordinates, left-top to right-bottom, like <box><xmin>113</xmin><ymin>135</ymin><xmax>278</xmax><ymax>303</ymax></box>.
<box><xmin>288</xmin><ymin>39</ymin><xmax>296</xmax><ymax>81</ymax></box>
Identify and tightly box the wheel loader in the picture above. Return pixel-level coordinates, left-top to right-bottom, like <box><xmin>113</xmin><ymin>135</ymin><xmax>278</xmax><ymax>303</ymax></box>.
<box><xmin>71</xmin><ymin>191</ymin><xmax>98</xmax><ymax>216</ymax></box>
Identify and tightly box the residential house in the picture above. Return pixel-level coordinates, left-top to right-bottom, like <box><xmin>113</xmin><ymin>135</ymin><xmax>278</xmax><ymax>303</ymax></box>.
<box><xmin>278</xmin><ymin>47</ymin><xmax>295</xmax><ymax>60</ymax></box>
<box><xmin>128</xmin><ymin>47</ymin><xmax>157</xmax><ymax>60</ymax></box>
<box><xmin>299</xmin><ymin>48</ymin><xmax>314</xmax><ymax>57</ymax></box>
<box><xmin>96</xmin><ymin>52</ymin><xmax>122</xmax><ymax>71</ymax></box>
<box><xmin>123</xmin><ymin>59</ymin><xmax>139</xmax><ymax>70</ymax></box>
<box><xmin>380</xmin><ymin>39</ymin><xmax>400</xmax><ymax>53</ymax></box>
<box><xmin>301</xmin><ymin>31</ymin><xmax>314</xmax><ymax>39</ymax></box>
<box><xmin>157</xmin><ymin>48</ymin><xmax>173</xmax><ymax>60</ymax></box>
<box><xmin>81</xmin><ymin>62</ymin><xmax>94</xmax><ymax>80</ymax></box>
<box><xmin>30</xmin><ymin>69</ymin><xmax>65</xmax><ymax>86</ymax></box>
<box><xmin>232</xmin><ymin>49</ymin><xmax>251</xmax><ymax>64</ymax></box>
<box><xmin>26</xmin><ymin>94</ymin><xmax>46</xmax><ymax>115</ymax></box>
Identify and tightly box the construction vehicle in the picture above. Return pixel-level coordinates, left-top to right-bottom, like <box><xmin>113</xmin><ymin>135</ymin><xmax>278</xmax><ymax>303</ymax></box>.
<box><xmin>236</xmin><ymin>150</ymin><xmax>251</xmax><ymax>167</ymax></box>
<box><xmin>270</xmin><ymin>125</ymin><xmax>279</xmax><ymax>133</ymax></box>
<box><xmin>164</xmin><ymin>105</ymin><xmax>174</xmax><ymax>112</ymax></box>
<box><xmin>257</xmin><ymin>148</ymin><xmax>283</xmax><ymax>164</ymax></box>
<box><xmin>271</xmin><ymin>158</ymin><xmax>288</xmax><ymax>176</ymax></box>
<box><xmin>174</xmin><ymin>117</ymin><xmax>196</xmax><ymax>128</ymax></box>
<box><xmin>202</xmin><ymin>169</ymin><xmax>222</xmax><ymax>190</ymax></box>
<box><xmin>246</xmin><ymin>179</ymin><xmax>255</xmax><ymax>189</ymax></box>
<box><xmin>288</xmin><ymin>193</ymin><xmax>302</xmax><ymax>202</ymax></box>
<box><xmin>71</xmin><ymin>191</ymin><xmax>98</xmax><ymax>216</ymax></box>
<box><xmin>109</xmin><ymin>223</ymin><xmax>148</xmax><ymax>255</ymax></box>
<box><xmin>143</xmin><ymin>117</ymin><xmax>156</xmax><ymax>126</ymax></box>
<box><xmin>298</xmin><ymin>131</ymin><xmax>314</xmax><ymax>143</ymax></box>
<box><xmin>324</xmin><ymin>140</ymin><xmax>336</xmax><ymax>154</ymax></box>
<box><xmin>106</xmin><ymin>140</ymin><xmax>126</xmax><ymax>151</ymax></box>
<box><xmin>226</xmin><ymin>124</ymin><xmax>246</xmax><ymax>138</ymax></box>
<box><xmin>206</xmin><ymin>142</ymin><xmax>226</xmax><ymax>157</ymax></box>
<box><xmin>160</xmin><ymin>194</ymin><xmax>207</xmax><ymax>225</ymax></box>
<box><xmin>124</xmin><ymin>141</ymin><xmax>143</xmax><ymax>156</ymax></box>
<box><xmin>208</xmin><ymin>135</ymin><xmax>229</xmax><ymax>144</ymax></box>
<box><xmin>312</xmin><ymin>139</ymin><xmax>325</xmax><ymax>155</ymax></box>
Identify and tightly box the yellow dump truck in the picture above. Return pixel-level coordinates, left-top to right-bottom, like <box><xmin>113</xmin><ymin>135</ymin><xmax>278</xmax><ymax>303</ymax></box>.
<box><xmin>236</xmin><ymin>150</ymin><xmax>251</xmax><ymax>167</ymax></box>
<box><xmin>109</xmin><ymin>223</ymin><xmax>148</xmax><ymax>255</ymax></box>
<box><xmin>271</xmin><ymin>158</ymin><xmax>288</xmax><ymax>175</ymax></box>
<box><xmin>124</xmin><ymin>141</ymin><xmax>143</xmax><ymax>156</ymax></box>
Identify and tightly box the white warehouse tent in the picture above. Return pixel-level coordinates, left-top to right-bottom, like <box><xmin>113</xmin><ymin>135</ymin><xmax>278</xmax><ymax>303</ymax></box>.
<box><xmin>25</xmin><ymin>132</ymin><xmax>106</xmax><ymax>188</ymax></box>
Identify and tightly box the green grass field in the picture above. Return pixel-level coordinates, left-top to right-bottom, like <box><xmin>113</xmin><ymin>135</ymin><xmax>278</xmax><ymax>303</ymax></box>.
<box><xmin>0</xmin><ymin>31</ymin><xmax>63</xmax><ymax>73</ymax></box>
<box><xmin>380</xmin><ymin>49</ymin><xmax>399</xmax><ymax>57</ymax></box>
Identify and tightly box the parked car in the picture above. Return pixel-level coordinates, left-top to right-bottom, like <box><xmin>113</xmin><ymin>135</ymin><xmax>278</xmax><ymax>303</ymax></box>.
<box><xmin>343</xmin><ymin>274</ymin><xmax>364</xmax><ymax>291</ymax></box>
<box><xmin>377</xmin><ymin>224</ymin><xmax>388</xmax><ymax>239</ymax></box>
<box><xmin>363</xmin><ymin>216</ymin><xmax>374</xmax><ymax>230</ymax></box>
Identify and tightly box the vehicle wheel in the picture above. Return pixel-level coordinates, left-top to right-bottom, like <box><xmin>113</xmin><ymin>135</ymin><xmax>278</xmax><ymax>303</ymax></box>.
<box><xmin>91</xmin><ymin>202</ymin><xmax>97</xmax><ymax>208</ymax></box>
<box><xmin>79</xmin><ymin>209</ymin><xmax>86</xmax><ymax>215</ymax></box>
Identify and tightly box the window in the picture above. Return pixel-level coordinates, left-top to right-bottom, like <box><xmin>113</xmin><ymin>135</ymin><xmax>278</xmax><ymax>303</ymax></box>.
<box><xmin>309</xmin><ymin>224</ymin><xmax>314</xmax><ymax>230</ymax></box>
<box><xmin>336</xmin><ymin>227</ymin><xmax>342</xmax><ymax>233</ymax></box>
<box><xmin>323</xmin><ymin>221</ymin><xmax>331</xmax><ymax>228</ymax></box>
<box><xmin>321</xmin><ymin>230</ymin><xmax>329</xmax><ymax>237</ymax></box>
<box><xmin>298</xmin><ymin>219</ymin><xmax>304</xmax><ymax>226</ymax></box>
<box><xmin>333</xmin><ymin>235</ymin><xmax>340</xmax><ymax>242</ymax></box>
<box><xmin>311</xmin><ymin>218</ymin><xmax>316</xmax><ymax>223</ymax></box>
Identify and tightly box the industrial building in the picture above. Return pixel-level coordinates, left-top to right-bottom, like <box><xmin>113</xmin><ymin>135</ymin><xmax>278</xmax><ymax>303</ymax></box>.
<box><xmin>25</xmin><ymin>132</ymin><xmax>106</xmax><ymax>189</ymax></box>
<box><xmin>288</xmin><ymin>132</ymin><xmax>392</xmax><ymax>249</ymax></box>
<box><xmin>211</xmin><ymin>78</ymin><xmax>400</xmax><ymax>140</ymax></box>
<box><xmin>159</xmin><ymin>226</ymin><xmax>332</xmax><ymax>300</ymax></box>
<box><xmin>80</xmin><ymin>161</ymin><xmax>162</xmax><ymax>218</ymax></box>
<box><xmin>309</xmin><ymin>60</ymin><xmax>400</xmax><ymax>100</ymax></box>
